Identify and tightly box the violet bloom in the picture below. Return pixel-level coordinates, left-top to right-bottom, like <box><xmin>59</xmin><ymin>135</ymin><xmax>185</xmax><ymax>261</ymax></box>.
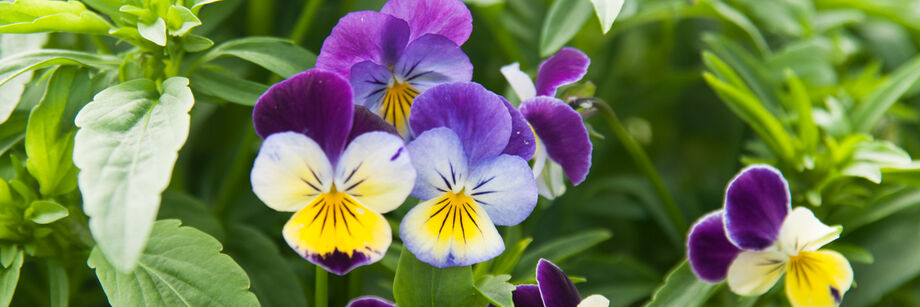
<box><xmin>399</xmin><ymin>82</ymin><xmax>538</xmax><ymax>267</ymax></box>
<box><xmin>316</xmin><ymin>0</ymin><xmax>474</xmax><ymax>137</ymax></box>
<box><xmin>508</xmin><ymin>259</ymin><xmax>609</xmax><ymax>307</ymax></box>
<box><xmin>500</xmin><ymin>47</ymin><xmax>593</xmax><ymax>199</ymax></box>
<box><xmin>687</xmin><ymin>165</ymin><xmax>853</xmax><ymax>307</ymax></box>
<box><xmin>250</xmin><ymin>69</ymin><xmax>416</xmax><ymax>275</ymax></box>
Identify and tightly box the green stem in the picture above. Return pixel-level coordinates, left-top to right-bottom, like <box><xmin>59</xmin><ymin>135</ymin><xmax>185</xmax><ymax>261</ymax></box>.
<box><xmin>290</xmin><ymin>0</ymin><xmax>325</xmax><ymax>45</ymax></box>
<box><xmin>246</xmin><ymin>0</ymin><xmax>276</xmax><ymax>36</ymax></box>
<box><xmin>347</xmin><ymin>269</ymin><xmax>362</xmax><ymax>300</ymax></box>
<box><xmin>315</xmin><ymin>266</ymin><xmax>329</xmax><ymax>307</ymax></box>
<box><xmin>593</xmin><ymin>100</ymin><xmax>688</xmax><ymax>233</ymax></box>
<box><xmin>89</xmin><ymin>35</ymin><xmax>111</xmax><ymax>54</ymax></box>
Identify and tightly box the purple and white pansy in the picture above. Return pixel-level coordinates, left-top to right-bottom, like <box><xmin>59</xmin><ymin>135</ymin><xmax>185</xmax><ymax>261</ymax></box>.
<box><xmin>399</xmin><ymin>82</ymin><xmax>539</xmax><ymax>268</ymax></box>
<box><xmin>687</xmin><ymin>165</ymin><xmax>853</xmax><ymax>307</ymax></box>
<box><xmin>250</xmin><ymin>69</ymin><xmax>416</xmax><ymax>275</ymax></box>
<box><xmin>316</xmin><ymin>0</ymin><xmax>474</xmax><ymax>137</ymax></box>
<box><xmin>500</xmin><ymin>47</ymin><xmax>593</xmax><ymax>199</ymax></box>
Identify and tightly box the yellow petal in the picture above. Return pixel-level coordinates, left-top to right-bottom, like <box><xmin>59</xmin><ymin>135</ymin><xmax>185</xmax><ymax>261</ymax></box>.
<box><xmin>785</xmin><ymin>250</ymin><xmax>853</xmax><ymax>307</ymax></box>
<box><xmin>282</xmin><ymin>191</ymin><xmax>390</xmax><ymax>274</ymax></box>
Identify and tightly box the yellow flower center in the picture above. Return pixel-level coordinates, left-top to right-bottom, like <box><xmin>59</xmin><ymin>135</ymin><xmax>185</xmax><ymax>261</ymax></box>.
<box><xmin>381</xmin><ymin>81</ymin><xmax>419</xmax><ymax>137</ymax></box>
<box><xmin>423</xmin><ymin>190</ymin><xmax>485</xmax><ymax>244</ymax></box>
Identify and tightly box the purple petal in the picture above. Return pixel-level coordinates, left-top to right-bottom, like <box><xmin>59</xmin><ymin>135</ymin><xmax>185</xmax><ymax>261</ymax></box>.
<box><xmin>316</xmin><ymin>11</ymin><xmax>410</xmax><ymax>79</ymax></box>
<box><xmin>309</xmin><ymin>250</ymin><xmax>372</xmax><ymax>276</ymax></box>
<box><xmin>396</xmin><ymin>34</ymin><xmax>473</xmax><ymax>92</ymax></box>
<box><xmin>512</xmin><ymin>284</ymin><xmax>544</xmax><ymax>307</ymax></box>
<box><xmin>536</xmin><ymin>259</ymin><xmax>581</xmax><ymax>307</ymax></box>
<box><xmin>379</xmin><ymin>0</ymin><xmax>473</xmax><ymax>46</ymax></box>
<box><xmin>348</xmin><ymin>105</ymin><xmax>398</xmax><ymax>142</ymax></box>
<box><xmin>723</xmin><ymin>165</ymin><xmax>791</xmax><ymax>250</ymax></box>
<box><xmin>409</xmin><ymin>82</ymin><xmax>512</xmax><ymax>167</ymax></box>
<box><xmin>687</xmin><ymin>210</ymin><xmax>742</xmax><ymax>283</ymax></box>
<box><xmin>350</xmin><ymin>60</ymin><xmax>392</xmax><ymax>112</ymax></box>
<box><xmin>535</xmin><ymin>47</ymin><xmax>590</xmax><ymax>97</ymax></box>
<box><xmin>347</xmin><ymin>296</ymin><xmax>396</xmax><ymax>307</ymax></box>
<box><xmin>253</xmin><ymin>69</ymin><xmax>353</xmax><ymax>162</ymax></box>
<box><xmin>500</xmin><ymin>98</ymin><xmax>536</xmax><ymax>161</ymax></box>
<box><xmin>520</xmin><ymin>97</ymin><xmax>592</xmax><ymax>185</ymax></box>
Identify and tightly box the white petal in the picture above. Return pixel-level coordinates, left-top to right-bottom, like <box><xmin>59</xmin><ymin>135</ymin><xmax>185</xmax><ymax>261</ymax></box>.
<box><xmin>500</xmin><ymin>62</ymin><xmax>537</xmax><ymax>101</ymax></box>
<box><xmin>726</xmin><ymin>250</ymin><xmax>787</xmax><ymax>296</ymax></box>
<box><xmin>537</xmin><ymin>160</ymin><xmax>567</xmax><ymax>199</ymax></box>
<box><xmin>251</xmin><ymin>132</ymin><xmax>333</xmax><ymax>212</ymax></box>
<box><xmin>406</xmin><ymin>127</ymin><xmax>469</xmax><ymax>199</ymax></box>
<box><xmin>578</xmin><ymin>294</ymin><xmax>610</xmax><ymax>307</ymax></box>
<box><xmin>778</xmin><ymin>207</ymin><xmax>842</xmax><ymax>254</ymax></box>
<box><xmin>335</xmin><ymin>132</ymin><xmax>416</xmax><ymax>213</ymax></box>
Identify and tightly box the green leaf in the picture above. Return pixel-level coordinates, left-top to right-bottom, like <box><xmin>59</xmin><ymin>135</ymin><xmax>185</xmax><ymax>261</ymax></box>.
<box><xmin>881</xmin><ymin>163</ymin><xmax>920</xmax><ymax>186</ymax></box>
<box><xmin>853</xmin><ymin>140</ymin><xmax>912</xmax><ymax>165</ymax></box>
<box><xmin>0</xmin><ymin>33</ymin><xmax>47</xmax><ymax>123</ymax></box>
<box><xmin>138</xmin><ymin>17</ymin><xmax>167</xmax><ymax>46</ymax></box>
<box><xmin>25</xmin><ymin>66</ymin><xmax>90</xmax><ymax>196</ymax></box>
<box><xmin>0</xmin><ymin>245</ymin><xmax>17</xmax><ymax>268</ymax></box>
<box><xmin>700</xmin><ymin>0</ymin><xmax>769</xmax><ymax>56</ymax></box>
<box><xmin>784</xmin><ymin>70</ymin><xmax>818</xmax><ymax>154</ymax></box>
<box><xmin>0</xmin><ymin>49</ymin><xmax>119</xmax><ymax>124</ymax></box>
<box><xmin>474</xmin><ymin>274</ymin><xmax>515</xmax><ymax>307</ymax></box>
<box><xmin>539</xmin><ymin>0</ymin><xmax>593</xmax><ymax>57</ymax></box>
<box><xmin>514</xmin><ymin>229</ymin><xmax>611</xmax><ymax>278</ymax></box>
<box><xmin>166</xmin><ymin>5</ymin><xmax>201</xmax><ymax>37</ymax></box>
<box><xmin>0</xmin><ymin>0</ymin><xmax>112</xmax><ymax>34</ymax></box>
<box><xmin>645</xmin><ymin>260</ymin><xmax>716</xmax><ymax>307</ymax></box>
<box><xmin>198</xmin><ymin>37</ymin><xmax>316</xmax><ymax>78</ymax></box>
<box><xmin>489</xmin><ymin>237</ymin><xmax>532</xmax><ymax>275</ymax></box>
<box><xmin>589</xmin><ymin>0</ymin><xmax>623</xmax><ymax>34</ymax></box>
<box><xmin>181</xmin><ymin>34</ymin><xmax>213</xmax><ymax>52</ymax></box>
<box><xmin>224</xmin><ymin>224</ymin><xmax>307</xmax><ymax>307</ymax></box>
<box><xmin>24</xmin><ymin>200</ymin><xmax>68</xmax><ymax>224</ymax></box>
<box><xmin>0</xmin><ymin>248</ymin><xmax>23</xmax><ymax>307</ymax></box>
<box><xmin>189</xmin><ymin>66</ymin><xmax>268</xmax><ymax>106</ymax></box>
<box><xmin>829</xmin><ymin>188</ymin><xmax>920</xmax><ymax>233</ymax></box>
<box><xmin>844</xmin><ymin>207</ymin><xmax>920</xmax><ymax>306</ymax></box>
<box><xmin>74</xmin><ymin>77</ymin><xmax>194</xmax><ymax>273</ymax></box>
<box><xmin>394</xmin><ymin>246</ymin><xmax>481</xmax><ymax>307</ymax></box>
<box><xmin>851</xmin><ymin>54</ymin><xmax>920</xmax><ymax>133</ymax></box>
<box><xmin>87</xmin><ymin>219</ymin><xmax>260</xmax><ymax>307</ymax></box>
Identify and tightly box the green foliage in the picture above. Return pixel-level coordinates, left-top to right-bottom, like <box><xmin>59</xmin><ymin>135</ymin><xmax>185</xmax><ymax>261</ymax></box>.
<box><xmin>0</xmin><ymin>247</ymin><xmax>23</xmax><ymax>307</ymax></box>
<box><xmin>195</xmin><ymin>37</ymin><xmax>317</xmax><ymax>78</ymax></box>
<box><xmin>513</xmin><ymin>229</ymin><xmax>611</xmax><ymax>278</ymax></box>
<box><xmin>589</xmin><ymin>0</ymin><xmax>624</xmax><ymax>34</ymax></box>
<box><xmin>74</xmin><ymin>77</ymin><xmax>194</xmax><ymax>273</ymax></box>
<box><xmin>646</xmin><ymin>261</ymin><xmax>715</xmax><ymax>307</ymax></box>
<box><xmin>540</xmin><ymin>0</ymin><xmax>593</xmax><ymax>57</ymax></box>
<box><xmin>393</xmin><ymin>246</ymin><xmax>483</xmax><ymax>307</ymax></box>
<box><xmin>0</xmin><ymin>0</ymin><xmax>112</xmax><ymax>34</ymax></box>
<box><xmin>87</xmin><ymin>219</ymin><xmax>259</xmax><ymax>307</ymax></box>
<box><xmin>473</xmin><ymin>274</ymin><xmax>515</xmax><ymax>307</ymax></box>
<box><xmin>24</xmin><ymin>200</ymin><xmax>68</xmax><ymax>224</ymax></box>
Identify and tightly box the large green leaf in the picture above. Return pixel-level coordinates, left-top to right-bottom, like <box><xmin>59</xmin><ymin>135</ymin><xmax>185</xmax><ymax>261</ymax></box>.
<box><xmin>197</xmin><ymin>37</ymin><xmax>316</xmax><ymax>78</ymax></box>
<box><xmin>645</xmin><ymin>260</ymin><xmax>716</xmax><ymax>307</ymax></box>
<box><xmin>87</xmin><ymin>219</ymin><xmax>260</xmax><ymax>307</ymax></box>
<box><xmin>0</xmin><ymin>248</ymin><xmax>23</xmax><ymax>307</ymax></box>
<box><xmin>514</xmin><ymin>229</ymin><xmax>611</xmax><ymax>278</ymax></box>
<box><xmin>393</xmin><ymin>247</ymin><xmax>482</xmax><ymax>307</ymax></box>
<box><xmin>0</xmin><ymin>0</ymin><xmax>112</xmax><ymax>34</ymax></box>
<box><xmin>0</xmin><ymin>49</ymin><xmax>119</xmax><ymax>124</ymax></box>
<box><xmin>224</xmin><ymin>224</ymin><xmax>307</xmax><ymax>307</ymax></box>
<box><xmin>539</xmin><ymin>0</ymin><xmax>593</xmax><ymax>57</ymax></box>
<box><xmin>25</xmin><ymin>66</ymin><xmax>90</xmax><ymax>196</ymax></box>
<box><xmin>74</xmin><ymin>77</ymin><xmax>194</xmax><ymax>273</ymax></box>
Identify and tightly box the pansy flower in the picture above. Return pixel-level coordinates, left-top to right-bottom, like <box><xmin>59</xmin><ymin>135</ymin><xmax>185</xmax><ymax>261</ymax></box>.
<box><xmin>506</xmin><ymin>259</ymin><xmax>610</xmax><ymax>307</ymax></box>
<box><xmin>687</xmin><ymin>165</ymin><xmax>853</xmax><ymax>307</ymax></box>
<box><xmin>399</xmin><ymin>82</ymin><xmax>538</xmax><ymax>267</ymax></box>
<box><xmin>500</xmin><ymin>47</ymin><xmax>593</xmax><ymax>199</ymax></box>
<box><xmin>316</xmin><ymin>0</ymin><xmax>474</xmax><ymax>137</ymax></box>
<box><xmin>250</xmin><ymin>69</ymin><xmax>416</xmax><ymax>275</ymax></box>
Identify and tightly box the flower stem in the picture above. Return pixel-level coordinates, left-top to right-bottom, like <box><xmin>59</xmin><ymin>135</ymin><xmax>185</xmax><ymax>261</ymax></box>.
<box><xmin>291</xmin><ymin>0</ymin><xmax>325</xmax><ymax>45</ymax></box>
<box><xmin>315</xmin><ymin>266</ymin><xmax>329</xmax><ymax>307</ymax></box>
<box><xmin>593</xmin><ymin>100</ymin><xmax>688</xmax><ymax>233</ymax></box>
<box><xmin>214</xmin><ymin>128</ymin><xmax>258</xmax><ymax>219</ymax></box>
